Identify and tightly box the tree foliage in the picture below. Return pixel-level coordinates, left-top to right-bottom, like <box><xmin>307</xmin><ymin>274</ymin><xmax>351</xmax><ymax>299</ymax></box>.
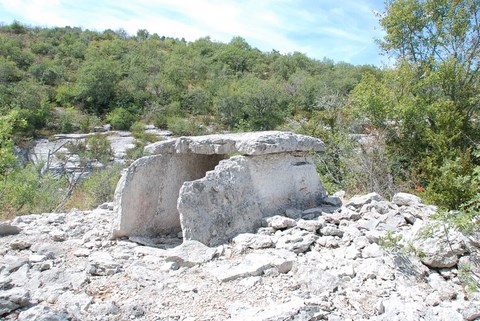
<box><xmin>0</xmin><ymin>21</ymin><xmax>373</xmax><ymax>135</ymax></box>
<box><xmin>349</xmin><ymin>0</ymin><xmax>479</xmax><ymax>209</ymax></box>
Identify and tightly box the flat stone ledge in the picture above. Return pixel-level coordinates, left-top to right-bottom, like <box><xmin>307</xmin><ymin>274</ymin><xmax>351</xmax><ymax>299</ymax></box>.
<box><xmin>144</xmin><ymin>131</ymin><xmax>325</xmax><ymax>156</ymax></box>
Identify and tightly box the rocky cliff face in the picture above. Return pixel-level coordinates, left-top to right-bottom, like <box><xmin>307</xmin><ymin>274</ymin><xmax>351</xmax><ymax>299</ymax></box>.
<box><xmin>1</xmin><ymin>193</ymin><xmax>479</xmax><ymax>321</ymax></box>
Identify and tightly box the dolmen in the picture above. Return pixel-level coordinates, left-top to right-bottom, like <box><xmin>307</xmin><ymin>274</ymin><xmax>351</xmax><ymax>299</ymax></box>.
<box><xmin>112</xmin><ymin>131</ymin><xmax>327</xmax><ymax>246</ymax></box>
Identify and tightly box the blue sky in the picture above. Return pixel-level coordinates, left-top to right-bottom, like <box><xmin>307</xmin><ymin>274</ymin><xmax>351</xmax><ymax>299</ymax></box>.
<box><xmin>0</xmin><ymin>0</ymin><xmax>387</xmax><ymax>66</ymax></box>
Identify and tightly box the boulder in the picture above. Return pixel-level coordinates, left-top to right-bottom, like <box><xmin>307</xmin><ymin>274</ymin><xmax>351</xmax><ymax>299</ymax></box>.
<box><xmin>212</xmin><ymin>249</ymin><xmax>296</xmax><ymax>282</ymax></box>
<box><xmin>179</xmin><ymin>154</ymin><xmax>324</xmax><ymax>245</ymax></box>
<box><xmin>346</xmin><ymin>192</ymin><xmax>384</xmax><ymax>208</ymax></box>
<box><xmin>392</xmin><ymin>192</ymin><xmax>422</xmax><ymax>206</ymax></box>
<box><xmin>0</xmin><ymin>222</ymin><xmax>21</xmax><ymax>236</ymax></box>
<box><xmin>164</xmin><ymin>240</ymin><xmax>222</xmax><ymax>267</ymax></box>
<box><xmin>265</xmin><ymin>215</ymin><xmax>297</xmax><ymax>230</ymax></box>
<box><xmin>413</xmin><ymin>224</ymin><xmax>467</xmax><ymax>268</ymax></box>
<box><xmin>114</xmin><ymin>131</ymin><xmax>326</xmax><ymax>246</ymax></box>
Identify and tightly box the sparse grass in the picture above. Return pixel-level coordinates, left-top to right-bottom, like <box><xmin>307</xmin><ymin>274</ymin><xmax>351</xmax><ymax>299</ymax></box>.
<box><xmin>64</xmin><ymin>164</ymin><xmax>122</xmax><ymax>210</ymax></box>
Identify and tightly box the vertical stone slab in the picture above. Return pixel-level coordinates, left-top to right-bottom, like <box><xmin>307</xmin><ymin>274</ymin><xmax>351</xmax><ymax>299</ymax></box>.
<box><xmin>112</xmin><ymin>153</ymin><xmax>224</xmax><ymax>238</ymax></box>
<box><xmin>178</xmin><ymin>153</ymin><xmax>326</xmax><ymax>246</ymax></box>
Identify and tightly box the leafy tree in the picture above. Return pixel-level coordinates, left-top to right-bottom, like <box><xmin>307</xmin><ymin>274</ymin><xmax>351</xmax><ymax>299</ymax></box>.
<box><xmin>75</xmin><ymin>58</ymin><xmax>120</xmax><ymax>114</ymax></box>
<box><xmin>350</xmin><ymin>0</ymin><xmax>479</xmax><ymax>208</ymax></box>
<box><xmin>107</xmin><ymin>107</ymin><xmax>136</xmax><ymax>130</ymax></box>
<box><xmin>0</xmin><ymin>111</ymin><xmax>24</xmax><ymax>175</ymax></box>
<box><xmin>0</xmin><ymin>57</ymin><xmax>23</xmax><ymax>83</ymax></box>
<box><xmin>379</xmin><ymin>0</ymin><xmax>479</xmax><ymax>118</ymax></box>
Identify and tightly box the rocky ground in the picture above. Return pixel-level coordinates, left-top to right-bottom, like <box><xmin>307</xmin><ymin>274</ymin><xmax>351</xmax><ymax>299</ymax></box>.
<box><xmin>1</xmin><ymin>192</ymin><xmax>479</xmax><ymax>321</ymax></box>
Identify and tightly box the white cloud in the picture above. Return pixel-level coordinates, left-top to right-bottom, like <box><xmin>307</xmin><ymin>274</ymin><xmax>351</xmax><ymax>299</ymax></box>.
<box><xmin>0</xmin><ymin>0</ymin><xmax>386</xmax><ymax>64</ymax></box>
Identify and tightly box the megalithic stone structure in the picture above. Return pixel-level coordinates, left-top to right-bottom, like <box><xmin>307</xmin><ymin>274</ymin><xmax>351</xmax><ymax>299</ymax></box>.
<box><xmin>112</xmin><ymin>131</ymin><xmax>327</xmax><ymax>246</ymax></box>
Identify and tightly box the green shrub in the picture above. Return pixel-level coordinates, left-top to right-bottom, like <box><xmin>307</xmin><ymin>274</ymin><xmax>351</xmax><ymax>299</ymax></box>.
<box><xmin>55</xmin><ymin>84</ymin><xmax>76</xmax><ymax>106</ymax></box>
<box><xmin>126</xmin><ymin>141</ymin><xmax>146</xmax><ymax>163</ymax></box>
<box><xmin>107</xmin><ymin>108</ymin><xmax>136</xmax><ymax>130</ymax></box>
<box><xmin>86</xmin><ymin>134</ymin><xmax>112</xmax><ymax>163</ymax></box>
<box><xmin>130</xmin><ymin>121</ymin><xmax>146</xmax><ymax>135</ymax></box>
<box><xmin>167</xmin><ymin>116</ymin><xmax>206</xmax><ymax>136</ymax></box>
<box><xmin>0</xmin><ymin>164</ymin><xmax>67</xmax><ymax>219</ymax></box>
<box><xmin>79</xmin><ymin>114</ymin><xmax>100</xmax><ymax>133</ymax></box>
<box><xmin>153</xmin><ymin>113</ymin><xmax>169</xmax><ymax>129</ymax></box>
<box><xmin>54</xmin><ymin>107</ymin><xmax>81</xmax><ymax>134</ymax></box>
<box><xmin>422</xmin><ymin>146</ymin><xmax>479</xmax><ymax>211</ymax></box>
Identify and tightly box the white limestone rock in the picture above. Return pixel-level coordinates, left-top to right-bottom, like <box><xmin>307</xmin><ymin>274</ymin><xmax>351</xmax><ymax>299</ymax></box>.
<box><xmin>174</xmin><ymin>131</ymin><xmax>325</xmax><ymax>155</ymax></box>
<box><xmin>213</xmin><ymin>250</ymin><xmax>296</xmax><ymax>282</ymax></box>
<box><xmin>276</xmin><ymin>230</ymin><xmax>318</xmax><ymax>253</ymax></box>
<box><xmin>2</xmin><ymin>255</ymin><xmax>29</xmax><ymax>273</ymax></box>
<box><xmin>296</xmin><ymin>219</ymin><xmax>323</xmax><ymax>232</ymax></box>
<box><xmin>361</xmin><ymin>243</ymin><xmax>384</xmax><ymax>258</ymax></box>
<box><xmin>392</xmin><ymin>192</ymin><xmax>422</xmax><ymax>206</ymax></box>
<box><xmin>346</xmin><ymin>192</ymin><xmax>384</xmax><ymax>208</ymax></box>
<box><xmin>227</xmin><ymin>297</ymin><xmax>307</xmax><ymax>321</ymax></box>
<box><xmin>143</xmin><ymin>139</ymin><xmax>176</xmax><ymax>155</ymax></box>
<box><xmin>0</xmin><ymin>287</ymin><xmax>30</xmax><ymax>316</ymax></box>
<box><xmin>413</xmin><ymin>224</ymin><xmax>468</xmax><ymax>268</ymax></box>
<box><xmin>265</xmin><ymin>215</ymin><xmax>297</xmax><ymax>230</ymax></box>
<box><xmin>232</xmin><ymin>233</ymin><xmax>274</xmax><ymax>250</ymax></box>
<box><xmin>296</xmin><ymin>266</ymin><xmax>340</xmax><ymax>295</ymax></box>
<box><xmin>179</xmin><ymin>154</ymin><xmax>325</xmax><ymax>246</ymax></box>
<box><xmin>164</xmin><ymin>240</ymin><xmax>222</xmax><ymax>267</ymax></box>
<box><xmin>9</xmin><ymin>239</ymin><xmax>31</xmax><ymax>250</ymax></box>
<box><xmin>17</xmin><ymin>305</ymin><xmax>70</xmax><ymax>321</ymax></box>
<box><xmin>320</xmin><ymin>224</ymin><xmax>344</xmax><ymax>237</ymax></box>
<box><xmin>86</xmin><ymin>252</ymin><xmax>120</xmax><ymax>276</ymax></box>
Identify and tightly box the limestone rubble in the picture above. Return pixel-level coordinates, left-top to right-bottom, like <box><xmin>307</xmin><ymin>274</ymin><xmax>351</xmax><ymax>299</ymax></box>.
<box><xmin>1</xmin><ymin>192</ymin><xmax>479</xmax><ymax>320</ymax></box>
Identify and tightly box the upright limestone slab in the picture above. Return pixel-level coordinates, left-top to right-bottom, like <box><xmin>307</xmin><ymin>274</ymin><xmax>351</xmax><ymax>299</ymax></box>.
<box><xmin>178</xmin><ymin>153</ymin><xmax>325</xmax><ymax>246</ymax></box>
<box><xmin>112</xmin><ymin>131</ymin><xmax>326</xmax><ymax>245</ymax></box>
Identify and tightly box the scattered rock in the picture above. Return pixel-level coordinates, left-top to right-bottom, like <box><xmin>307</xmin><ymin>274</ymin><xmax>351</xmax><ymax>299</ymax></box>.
<box><xmin>17</xmin><ymin>305</ymin><xmax>70</xmax><ymax>321</ymax></box>
<box><xmin>296</xmin><ymin>219</ymin><xmax>322</xmax><ymax>232</ymax></box>
<box><xmin>346</xmin><ymin>192</ymin><xmax>384</xmax><ymax>208</ymax></box>
<box><xmin>86</xmin><ymin>251</ymin><xmax>120</xmax><ymax>276</ymax></box>
<box><xmin>276</xmin><ymin>230</ymin><xmax>318</xmax><ymax>253</ymax></box>
<box><xmin>232</xmin><ymin>233</ymin><xmax>274</xmax><ymax>250</ymax></box>
<box><xmin>460</xmin><ymin>303</ymin><xmax>480</xmax><ymax>321</ymax></box>
<box><xmin>392</xmin><ymin>192</ymin><xmax>422</xmax><ymax>206</ymax></box>
<box><xmin>213</xmin><ymin>250</ymin><xmax>296</xmax><ymax>282</ymax></box>
<box><xmin>265</xmin><ymin>215</ymin><xmax>297</xmax><ymax>230</ymax></box>
<box><xmin>0</xmin><ymin>222</ymin><xmax>21</xmax><ymax>236</ymax></box>
<box><xmin>413</xmin><ymin>225</ymin><xmax>467</xmax><ymax>268</ymax></box>
<box><xmin>320</xmin><ymin>224</ymin><xmax>344</xmax><ymax>237</ymax></box>
<box><xmin>0</xmin><ymin>288</ymin><xmax>30</xmax><ymax>316</ymax></box>
<box><xmin>2</xmin><ymin>255</ymin><xmax>29</xmax><ymax>273</ymax></box>
<box><xmin>0</xmin><ymin>192</ymin><xmax>478</xmax><ymax>320</ymax></box>
<box><xmin>9</xmin><ymin>239</ymin><xmax>32</xmax><ymax>250</ymax></box>
<box><xmin>164</xmin><ymin>240</ymin><xmax>222</xmax><ymax>267</ymax></box>
<box><xmin>73</xmin><ymin>248</ymin><xmax>91</xmax><ymax>257</ymax></box>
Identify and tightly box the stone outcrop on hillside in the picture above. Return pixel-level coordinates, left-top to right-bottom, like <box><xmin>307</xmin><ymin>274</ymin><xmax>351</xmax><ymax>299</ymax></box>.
<box><xmin>1</xmin><ymin>193</ymin><xmax>479</xmax><ymax>320</ymax></box>
<box><xmin>22</xmin><ymin>129</ymin><xmax>173</xmax><ymax>179</ymax></box>
<box><xmin>113</xmin><ymin>131</ymin><xmax>327</xmax><ymax>246</ymax></box>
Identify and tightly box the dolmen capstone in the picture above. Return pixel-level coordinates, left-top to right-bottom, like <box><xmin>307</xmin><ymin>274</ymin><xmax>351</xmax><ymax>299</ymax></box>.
<box><xmin>112</xmin><ymin>131</ymin><xmax>327</xmax><ymax>246</ymax></box>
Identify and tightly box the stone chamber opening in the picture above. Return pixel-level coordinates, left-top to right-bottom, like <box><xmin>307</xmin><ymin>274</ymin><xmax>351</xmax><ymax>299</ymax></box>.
<box><xmin>113</xmin><ymin>153</ymin><xmax>226</xmax><ymax>239</ymax></box>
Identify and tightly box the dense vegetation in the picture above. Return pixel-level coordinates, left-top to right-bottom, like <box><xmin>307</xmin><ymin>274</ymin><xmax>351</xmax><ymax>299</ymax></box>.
<box><xmin>0</xmin><ymin>0</ymin><xmax>478</xmax><ymax>231</ymax></box>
